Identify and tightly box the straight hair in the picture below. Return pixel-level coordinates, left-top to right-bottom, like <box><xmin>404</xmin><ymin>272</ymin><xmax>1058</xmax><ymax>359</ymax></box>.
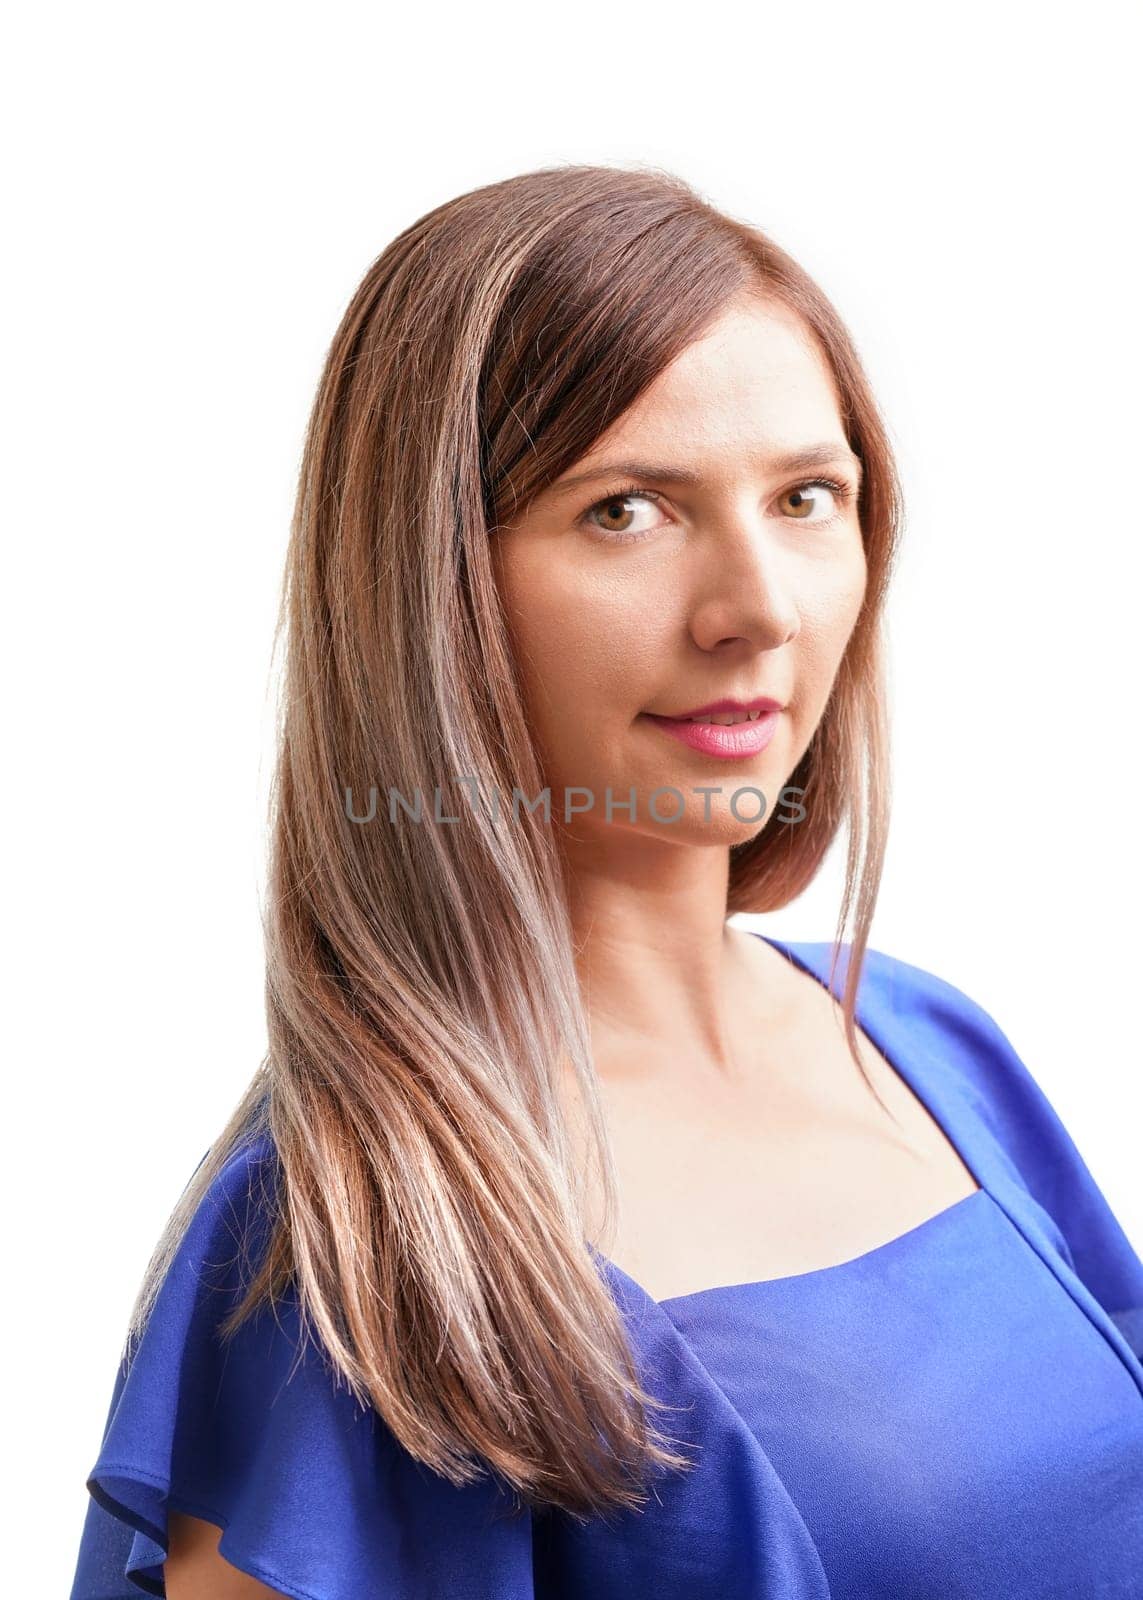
<box><xmin>124</xmin><ymin>162</ymin><xmax>903</xmax><ymax>1521</ymax></box>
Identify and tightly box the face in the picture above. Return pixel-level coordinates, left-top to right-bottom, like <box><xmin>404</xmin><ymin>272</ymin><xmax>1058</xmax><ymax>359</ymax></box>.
<box><xmin>491</xmin><ymin>293</ymin><xmax>867</xmax><ymax>850</ymax></box>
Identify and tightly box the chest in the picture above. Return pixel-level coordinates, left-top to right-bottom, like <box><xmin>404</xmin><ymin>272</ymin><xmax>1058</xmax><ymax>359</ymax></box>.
<box><xmin>586</xmin><ymin>991</ymin><xmax>980</xmax><ymax>1303</ymax></box>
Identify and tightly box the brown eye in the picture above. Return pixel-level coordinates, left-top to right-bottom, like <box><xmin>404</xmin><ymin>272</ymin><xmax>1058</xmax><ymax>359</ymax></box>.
<box><xmin>580</xmin><ymin>487</ymin><xmax>667</xmax><ymax>544</ymax></box>
<box><xmin>779</xmin><ymin>480</ymin><xmax>844</xmax><ymax>520</ymax></box>
<box><xmin>594</xmin><ymin>496</ymin><xmax>639</xmax><ymax>534</ymax></box>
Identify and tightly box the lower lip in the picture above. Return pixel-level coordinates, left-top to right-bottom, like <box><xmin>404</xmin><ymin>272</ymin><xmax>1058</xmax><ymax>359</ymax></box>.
<box><xmin>639</xmin><ymin>710</ymin><xmax>780</xmax><ymax>759</ymax></box>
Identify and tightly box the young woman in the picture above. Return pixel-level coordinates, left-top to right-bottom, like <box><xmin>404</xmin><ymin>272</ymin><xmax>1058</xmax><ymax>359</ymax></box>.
<box><xmin>69</xmin><ymin>164</ymin><xmax>1143</xmax><ymax>1600</ymax></box>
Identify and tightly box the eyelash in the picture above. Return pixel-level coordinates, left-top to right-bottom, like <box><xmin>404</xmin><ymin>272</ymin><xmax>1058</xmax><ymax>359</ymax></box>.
<box><xmin>578</xmin><ymin>478</ymin><xmax>857</xmax><ymax>545</ymax></box>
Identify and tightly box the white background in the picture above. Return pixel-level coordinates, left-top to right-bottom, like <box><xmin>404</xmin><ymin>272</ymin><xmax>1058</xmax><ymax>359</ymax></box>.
<box><xmin>5</xmin><ymin>3</ymin><xmax>1139</xmax><ymax>1592</ymax></box>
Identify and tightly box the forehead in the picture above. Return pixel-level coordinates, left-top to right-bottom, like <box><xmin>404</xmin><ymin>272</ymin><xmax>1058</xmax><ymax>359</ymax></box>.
<box><xmin>584</xmin><ymin>298</ymin><xmax>845</xmax><ymax>465</ymax></box>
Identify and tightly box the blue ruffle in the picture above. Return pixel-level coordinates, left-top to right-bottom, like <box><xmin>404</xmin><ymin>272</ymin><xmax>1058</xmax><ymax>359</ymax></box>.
<box><xmin>68</xmin><ymin>1133</ymin><xmax>540</xmax><ymax>1599</ymax></box>
<box><xmin>69</xmin><ymin>1128</ymin><xmax>833</xmax><ymax>1600</ymax></box>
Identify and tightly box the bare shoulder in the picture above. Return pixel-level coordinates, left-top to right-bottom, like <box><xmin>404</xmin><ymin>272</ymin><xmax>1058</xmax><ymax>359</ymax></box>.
<box><xmin>165</xmin><ymin>1511</ymin><xmax>292</xmax><ymax>1599</ymax></box>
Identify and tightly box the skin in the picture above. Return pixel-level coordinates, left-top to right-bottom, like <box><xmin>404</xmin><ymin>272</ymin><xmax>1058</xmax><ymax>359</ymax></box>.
<box><xmin>165</xmin><ymin>1510</ymin><xmax>286</xmax><ymax>1597</ymax></box>
<box><xmin>493</xmin><ymin>289</ymin><xmax>867</xmax><ymax>1068</ymax></box>
<box><xmin>493</xmin><ymin>290</ymin><xmax>979</xmax><ymax>1296</ymax></box>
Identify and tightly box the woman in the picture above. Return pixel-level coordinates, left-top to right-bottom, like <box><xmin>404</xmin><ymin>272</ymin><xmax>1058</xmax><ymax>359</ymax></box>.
<box><xmin>69</xmin><ymin>164</ymin><xmax>1143</xmax><ymax>1599</ymax></box>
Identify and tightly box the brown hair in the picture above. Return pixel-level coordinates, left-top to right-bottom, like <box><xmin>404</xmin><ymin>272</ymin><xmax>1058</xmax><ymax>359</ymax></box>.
<box><xmin>125</xmin><ymin>162</ymin><xmax>903</xmax><ymax>1522</ymax></box>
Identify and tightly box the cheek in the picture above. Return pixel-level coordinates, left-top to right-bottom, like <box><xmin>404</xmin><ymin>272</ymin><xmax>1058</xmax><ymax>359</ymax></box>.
<box><xmin>502</xmin><ymin>554</ymin><xmax>662</xmax><ymax>712</ymax></box>
<box><xmin>800</xmin><ymin>548</ymin><xmax>866</xmax><ymax>653</ymax></box>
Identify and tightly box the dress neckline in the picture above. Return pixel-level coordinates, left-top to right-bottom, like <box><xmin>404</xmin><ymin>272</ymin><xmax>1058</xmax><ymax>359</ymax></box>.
<box><xmin>600</xmin><ymin>931</ymin><xmax>988</xmax><ymax>1311</ymax></box>
<box><xmin>656</xmin><ymin>1187</ymin><xmax>988</xmax><ymax>1309</ymax></box>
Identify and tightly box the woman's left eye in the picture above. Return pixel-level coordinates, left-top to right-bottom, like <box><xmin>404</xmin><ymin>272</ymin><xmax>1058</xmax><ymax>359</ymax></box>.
<box><xmin>777</xmin><ymin>478</ymin><xmax>851</xmax><ymax>522</ymax></box>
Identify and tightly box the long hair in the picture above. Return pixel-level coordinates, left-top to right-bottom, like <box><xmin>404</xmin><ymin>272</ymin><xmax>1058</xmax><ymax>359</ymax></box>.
<box><xmin>123</xmin><ymin>163</ymin><xmax>904</xmax><ymax>1521</ymax></box>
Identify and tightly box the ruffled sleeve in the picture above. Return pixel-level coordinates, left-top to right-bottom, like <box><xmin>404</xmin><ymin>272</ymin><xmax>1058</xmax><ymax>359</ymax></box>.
<box><xmin>68</xmin><ymin>1133</ymin><xmax>538</xmax><ymax>1600</ymax></box>
<box><xmin>863</xmin><ymin>945</ymin><xmax>1143</xmax><ymax>1364</ymax></box>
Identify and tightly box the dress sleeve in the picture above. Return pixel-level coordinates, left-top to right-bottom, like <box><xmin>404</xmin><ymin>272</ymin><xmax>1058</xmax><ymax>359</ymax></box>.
<box><xmin>68</xmin><ymin>1133</ymin><xmax>537</xmax><ymax>1600</ymax></box>
<box><xmin>878</xmin><ymin>949</ymin><xmax>1143</xmax><ymax>1361</ymax></box>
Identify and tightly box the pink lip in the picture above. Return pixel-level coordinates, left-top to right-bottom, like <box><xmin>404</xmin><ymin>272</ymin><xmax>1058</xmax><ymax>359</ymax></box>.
<box><xmin>640</xmin><ymin>708</ymin><xmax>781</xmax><ymax>759</ymax></box>
<box><xmin>659</xmin><ymin>696</ymin><xmax>783</xmax><ymax>719</ymax></box>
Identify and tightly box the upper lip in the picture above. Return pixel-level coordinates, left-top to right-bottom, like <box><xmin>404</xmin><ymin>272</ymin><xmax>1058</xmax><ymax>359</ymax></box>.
<box><xmin>646</xmin><ymin>696</ymin><xmax>785</xmax><ymax>720</ymax></box>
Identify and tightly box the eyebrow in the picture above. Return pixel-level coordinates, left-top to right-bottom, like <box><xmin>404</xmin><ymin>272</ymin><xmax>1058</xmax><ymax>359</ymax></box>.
<box><xmin>546</xmin><ymin>442</ymin><xmax>865</xmax><ymax>498</ymax></box>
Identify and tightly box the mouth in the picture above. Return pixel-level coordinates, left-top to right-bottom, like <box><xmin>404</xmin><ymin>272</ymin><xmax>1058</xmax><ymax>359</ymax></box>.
<box><xmin>639</xmin><ymin>707</ymin><xmax>781</xmax><ymax>759</ymax></box>
<box><xmin>645</xmin><ymin>696</ymin><xmax>785</xmax><ymax>723</ymax></box>
<box><xmin>655</xmin><ymin>709</ymin><xmax>771</xmax><ymax>726</ymax></box>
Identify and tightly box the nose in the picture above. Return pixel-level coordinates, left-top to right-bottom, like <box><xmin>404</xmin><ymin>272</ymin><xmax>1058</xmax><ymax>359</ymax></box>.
<box><xmin>686</xmin><ymin>512</ymin><xmax>801</xmax><ymax>653</ymax></box>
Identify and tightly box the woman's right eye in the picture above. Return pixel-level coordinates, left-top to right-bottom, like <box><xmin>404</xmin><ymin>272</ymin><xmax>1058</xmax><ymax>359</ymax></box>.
<box><xmin>578</xmin><ymin>487</ymin><xmax>667</xmax><ymax>544</ymax></box>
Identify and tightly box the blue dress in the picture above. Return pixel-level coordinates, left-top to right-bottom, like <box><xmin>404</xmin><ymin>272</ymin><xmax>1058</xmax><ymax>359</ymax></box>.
<box><xmin>69</xmin><ymin>938</ymin><xmax>1143</xmax><ymax>1598</ymax></box>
